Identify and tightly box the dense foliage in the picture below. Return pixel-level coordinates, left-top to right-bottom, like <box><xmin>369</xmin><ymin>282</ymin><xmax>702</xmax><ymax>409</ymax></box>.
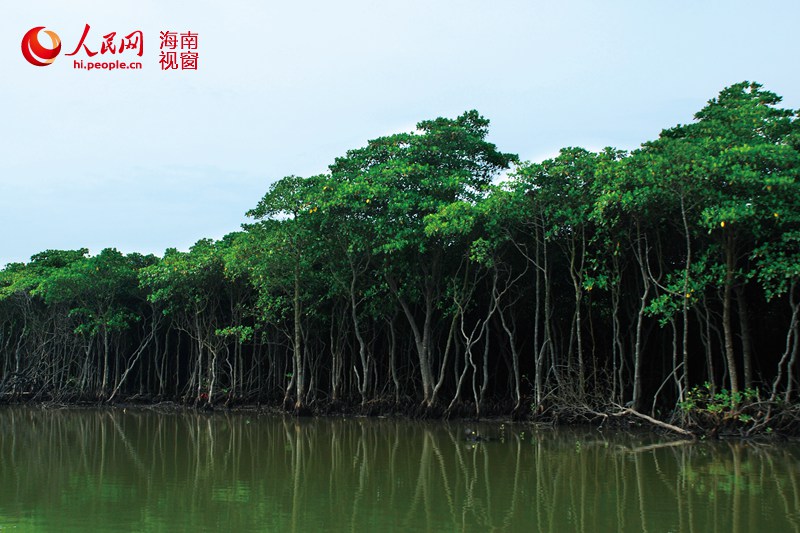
<box><xmin>2</xmin><ymin>83</ymin><xmax>799</xmax><ymax>425</ymax></box>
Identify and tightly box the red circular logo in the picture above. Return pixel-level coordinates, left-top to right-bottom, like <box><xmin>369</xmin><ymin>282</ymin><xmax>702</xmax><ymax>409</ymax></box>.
<box><xmin>21</xmin><ymin>27</ymin><xmax>62</xmax><ymax>67</ymax></box>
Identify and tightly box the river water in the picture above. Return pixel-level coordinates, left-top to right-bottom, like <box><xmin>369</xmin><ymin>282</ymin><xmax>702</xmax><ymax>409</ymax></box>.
<box><xmin>0</xmin><ymin>406</ymin><xmax>798</xmax><ymax>532</ymax></box>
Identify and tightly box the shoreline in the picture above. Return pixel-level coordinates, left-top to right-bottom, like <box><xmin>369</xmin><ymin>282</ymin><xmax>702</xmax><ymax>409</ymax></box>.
<box><xmin>3</xmin><ymin>396</ymin><xmax>797</xmax><ymax>441</ymax></box>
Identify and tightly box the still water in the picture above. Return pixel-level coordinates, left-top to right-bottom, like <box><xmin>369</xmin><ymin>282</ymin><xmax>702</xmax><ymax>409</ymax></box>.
<box><xmin>0</xmin><ymin>407</ymin><xmax>798</xmax><ymax>532</ymax></box>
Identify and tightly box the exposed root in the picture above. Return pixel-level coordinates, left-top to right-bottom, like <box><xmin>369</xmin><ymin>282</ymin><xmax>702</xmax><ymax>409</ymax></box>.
<box><xmin>609</xmin><ymin>406</ymin><xmax>695</xmax><ymax>438</ymax></box>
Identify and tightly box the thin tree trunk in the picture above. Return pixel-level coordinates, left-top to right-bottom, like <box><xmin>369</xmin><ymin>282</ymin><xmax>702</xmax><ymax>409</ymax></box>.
<box><xmin>293</xmin><ymin>261</ymin><xmax>305</xmax><ymax>411</ymax></box>
<box><xmin>350</xmin><ymin>267</ymin><xmax>369</xmax><ymax>404</ymax></box>
<box><xmin>388</xmin><ymin>317</ymin><xmax>400</xmax><ymax>404</ymax></box>
<box><xmin>771</xmin><ymin>281</ymin><xmax>799</xmax><ymax>401</ymax></box>
<box><xmin>632</xmin><ymin>228</ymin><xmax>651</xmax><ymax>410</ymax></box>
<box><xmin>533</xmin><ymin>228</ymin><xmax>543</xmax><ymax>406</ymax></box>
<box><xmin>101</xmin><ymin>327</ymin><xmax>110</xmax><ymax>398</ymax></box>
<box><xmin>680</xmin><ymin>195</ymin><xmax>692</xmax><ymax>393</ymax></box>
<box><xmin>611</xmin><ymin>252</ymin><xmax>623</xmax><ymax>404</ymax></box>
<box><xmin>722</xmin><ymin>232</ymin><xmax>740</xmax><ymax>398</ymax></box>
<box><xmin>735</xmin><ymin>286</ymin><xmax>753</xmax><ymax>389</ymax></box>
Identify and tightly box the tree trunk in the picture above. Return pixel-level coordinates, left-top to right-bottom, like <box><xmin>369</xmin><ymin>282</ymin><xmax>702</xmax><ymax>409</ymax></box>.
<box><xmin>101</xmin><ymin>327</ymin><xmax>110</xmax><ymax>398</ymax></box>
<box><xmin>722</xmin><ymin>232</ymin><xmax>740</xmax><ymax>398</ymax></box>
<box><xmin>393</xmin><ymin>282</ymin><xmax>435</xmax><ymax>407</ymax></box>
<box><xmin>293</xmin><ymin>262</ymin><xmax>305</xmax><ymax>411</ymax></box>
<box><xmin>771</xmin><ymin>281</ymin><xmax>799</xmax><ymax>401</ymax></box>
<box><xmin>632</xmin><ymin>228</ymin><xmax>651</xmax><ymax>410</ymax></box>
<box><xmin>388</xmin><ymin>317</ymin><xmax>400</xmax><ymax>404</ymax></box>
<box><xmin>680</xmin><ymin>196</ymin><xmax>692</xmax><ymax>393</ymax></box>
<box><xmin>350</xmin><ymin>268</ymin><xmax>369</xmax><ymax>405</ymax></box>
<box><xmin>735</xmin><ymin>286</ymin><xmax>753</xmax><ymax>389</ymax></box>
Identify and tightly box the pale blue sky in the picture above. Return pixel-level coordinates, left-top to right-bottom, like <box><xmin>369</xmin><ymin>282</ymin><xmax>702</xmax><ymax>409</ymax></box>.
<box><xmin>2</xmin><ymin>0</ymin><xmax>798</xmax><ymax>266</ymax></box>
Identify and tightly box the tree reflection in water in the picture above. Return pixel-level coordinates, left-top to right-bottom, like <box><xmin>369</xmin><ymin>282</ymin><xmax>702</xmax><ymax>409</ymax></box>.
<box><xmin>0</xmin><ymin>407</ymin><xmax>798</xmax><ymax>532</ymax></box>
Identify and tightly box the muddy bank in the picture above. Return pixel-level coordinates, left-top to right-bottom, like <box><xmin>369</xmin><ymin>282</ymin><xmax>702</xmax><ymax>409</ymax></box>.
<box><xmin>3</xmin><ymin>392</ymin><xmax>799</xmax><ymax>440</ymax></box>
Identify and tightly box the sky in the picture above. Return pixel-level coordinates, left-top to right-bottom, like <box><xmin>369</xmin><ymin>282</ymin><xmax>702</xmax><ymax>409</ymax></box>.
<box><xmin>2</xmin><ymin>0</ymin><xmax>799</xmax><ymax>267</ymax></box>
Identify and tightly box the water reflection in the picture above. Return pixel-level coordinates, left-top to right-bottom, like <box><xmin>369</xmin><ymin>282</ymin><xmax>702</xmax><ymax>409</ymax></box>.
<box><xmin>0</xmin><ymin>407</ymin><xmax>799</xmax><ymax>532</ymax></box>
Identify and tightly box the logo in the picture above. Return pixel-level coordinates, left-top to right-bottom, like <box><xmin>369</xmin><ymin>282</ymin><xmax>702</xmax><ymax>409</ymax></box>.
<box><xmin>19</xmin><ymin>24</ymin><xmax>199</xmax><ymax>72</ymax></box>
<box><xmin>21</xmin><ymin>26</ymin><xmax>62</xmax><ymax>66</ymax></box>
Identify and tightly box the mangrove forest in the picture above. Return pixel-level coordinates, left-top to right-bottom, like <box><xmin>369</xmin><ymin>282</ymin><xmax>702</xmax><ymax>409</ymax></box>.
<box><xmin>1</xmin><ymin>82</ymin><xmax>799</xmax><ymax>434</ymax></box>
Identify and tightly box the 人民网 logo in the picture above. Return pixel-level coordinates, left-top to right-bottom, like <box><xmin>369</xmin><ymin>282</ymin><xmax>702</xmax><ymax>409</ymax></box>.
<box><xmin>21</xmin><ymin>27</ymin><xmax>62</xmax><ymax>66</ymax></box>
